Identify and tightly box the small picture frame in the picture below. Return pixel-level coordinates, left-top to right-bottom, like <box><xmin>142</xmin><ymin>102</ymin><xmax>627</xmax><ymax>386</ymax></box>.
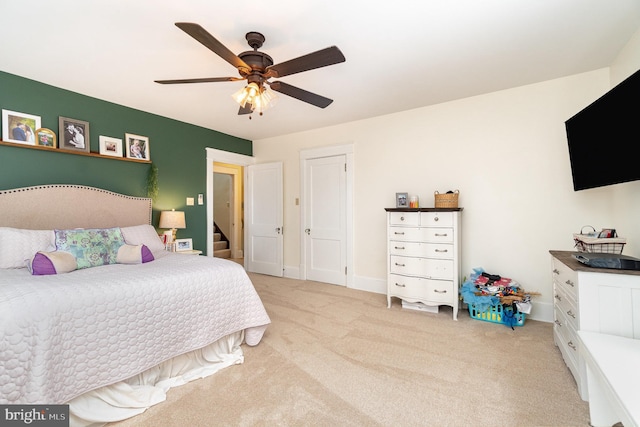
<box><xmin>2</xmin><ymin>109</ymin><xmax>41</xmax><ymax>145</ymax></box>
<box><xmin>174</xmin><ymin>238</ymin><xmax>193</xmax><ymax>252</ymax></box>
<box><xmin>59</xmin><ymin>116</ymin><xmax>90</xmax><ymax>152</ymax></box>
<box><xmin>99</xmin><ymin>135</ymin><xmax>123</xmax><ymax>157</ymax></box>
<box><xmin>35</xmin><ymin>128</ymin><xmax>57</xmax><ymax>148</ymax></box>
<box><xmin>396</xmin><ymin>192</ymin><xmax>409</xmax><ymax>208</ymax></box>
<box><xmin>125</xmin><ymin>133</ymin><xmax>150</xmax><ymax>160</ymax></box>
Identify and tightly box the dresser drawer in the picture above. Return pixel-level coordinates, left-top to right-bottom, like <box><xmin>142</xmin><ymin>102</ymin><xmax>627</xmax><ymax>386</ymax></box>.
<box><xmin>390</xmin><ymin>255</ymin><xmax>453</xmax><ymax>279</ymax></box>
<box><xmin>424</xmin><ymin>227</ymin><xmax>454</xmax><ymax>244</ymax></box>
<box><xmin>389</xmin><ymin>212</ymin><xmax>419</xmax><ymax>226</ymax></box>
<box><xmin>554</xmin><ymin>305</ymin><xmax>579</xmax><ymax>368</ymax></box>
<box><xmin>420</xmin><ymin>211</ymin><xmax>453</xmax><ymax>227</ymax></box>
<box><xmin>388</xmin><ymin>226</ymin><xmax>423</xmax><ymax>242</ymax></box>
<box><xmin>552</xmin><ymin>257</ymin><xmax>578</xmax><ymax>300</ymax></box>
<box><xmin>389</xmin><ymin>241</ymin><xmax>454</xmax><ymax>259</ymax></box>
<box><xmin>388</xmin><ymin>274</ymin><xmax>455</xmax><ymax>303</ymax></box>
<box><xmin>554</xmin><ymin>284</ymin><xmax>579</xmax><ymax>331</ymax></box>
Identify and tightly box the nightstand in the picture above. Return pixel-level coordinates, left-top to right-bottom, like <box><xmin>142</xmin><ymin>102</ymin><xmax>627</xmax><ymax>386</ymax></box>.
<box><xmin>174</xmin><ymin>249</ymin><xmax>202</xmax><ymax>255</ymax></box>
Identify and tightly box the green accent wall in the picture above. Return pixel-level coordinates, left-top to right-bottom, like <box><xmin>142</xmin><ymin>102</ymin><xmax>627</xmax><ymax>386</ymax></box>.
<box><xmin>0</xmin><ymin>70</ymin><xmax>252</xmax><ymax>252</ymax></box>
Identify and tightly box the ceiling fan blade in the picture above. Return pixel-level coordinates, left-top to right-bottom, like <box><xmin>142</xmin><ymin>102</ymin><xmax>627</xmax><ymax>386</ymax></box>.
<box><xmin>238</xmin><ymin>103</ymin><xmax>253</xmax><ymax>115</ymax></box>
<box><xmin>269</xmin><ymin>81</ymin><xmax>333</xmax><ymax>108</ymax></box>
<box><xmin>175</xmin><ymin>22</ymin><xmax>251</xmax><ymax>73</ymax></box>
<box><xmin>266</xmin><ymin>46</ymin><xmax>345</xmax><ymax>78</ymax></box>
<box><xmin>155</xmin><ymin>77</ymin><xmax>243</xmax><ymax>84</ymax></box>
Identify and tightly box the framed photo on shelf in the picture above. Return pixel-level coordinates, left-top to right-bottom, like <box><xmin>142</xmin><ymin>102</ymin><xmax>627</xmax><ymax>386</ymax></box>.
<box><xmin>99</xmin><ymin>135</ymin><xmax>123</xmax><ymax>157</ymax></box>
<box><xmin>174</xmin><ymin>238</ymin><xmax>193</xmax><ymax>252</ymax></box>
<box><xmin>34</xmin><ymin>128</ymin><xmax>57</xmax><ymax>148</ymax></box>
<box><xmin>124</xmin><ymin>133</ymin><xmax>150</xmax><ymax>160</ymax></box>
<box><xmin>396</xmin><ymin>192</ymin><xmax>409</xmax><ymax>208</ymax></box>
<box><xmin>2</xmin><ymin>109</ymin><xmax>41</xmax><ymax>145</ymax></box>
<box><xmin>59</xmin><ymin>116</ymin><xmax>90</xmax><ymax>153</ymax></box>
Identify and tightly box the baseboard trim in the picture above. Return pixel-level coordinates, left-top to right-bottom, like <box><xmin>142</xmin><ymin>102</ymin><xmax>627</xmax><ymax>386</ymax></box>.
<box><xmin>280</xmin><ymin>269</ymin><xmax>553</xmax><ymax>323</ymax></box>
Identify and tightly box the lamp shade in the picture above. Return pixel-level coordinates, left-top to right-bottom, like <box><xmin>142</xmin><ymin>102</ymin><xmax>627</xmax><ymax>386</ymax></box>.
<box><xmin>159</xmin><ymin>210</ymin><xmax>186</xmax><ymax>229</ymax></box>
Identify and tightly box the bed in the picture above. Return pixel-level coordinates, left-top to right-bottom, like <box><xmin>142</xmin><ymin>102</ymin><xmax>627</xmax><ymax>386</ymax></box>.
<box><xmin>0</xmin><ymin>185</ymin><xmax>271</xmax><ymax>426</ymax></box>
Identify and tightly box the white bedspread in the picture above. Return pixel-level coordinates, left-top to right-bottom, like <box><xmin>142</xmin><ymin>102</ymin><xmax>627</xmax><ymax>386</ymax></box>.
<box><xmin>0</xmin><ymin>253</ymin><xmax>270</xmax><ymax>405</ymax></box>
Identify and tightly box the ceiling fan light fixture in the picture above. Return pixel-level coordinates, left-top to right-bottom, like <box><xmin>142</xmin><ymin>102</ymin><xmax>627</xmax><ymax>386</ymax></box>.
<box><xmin>232</xmin><ymin>82</ymin><xmax>277</xmax><ymax>114</ymax></box>
<box><xmin>232</xmin><ymin>82</ymin><xmax>260</xmax><ymax>108</ymax></box>
<box><xmin>252</xmin><ymin>85</ymin><xmax>278</xmax><ymax>113</ymax></box>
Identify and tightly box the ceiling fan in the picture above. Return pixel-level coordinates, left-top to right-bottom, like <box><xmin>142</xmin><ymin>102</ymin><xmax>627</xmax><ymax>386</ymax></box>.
<box><xmin>155</xmin><ymin>22</ymin><xmax>346</xmax><ymax>116</ymax></box>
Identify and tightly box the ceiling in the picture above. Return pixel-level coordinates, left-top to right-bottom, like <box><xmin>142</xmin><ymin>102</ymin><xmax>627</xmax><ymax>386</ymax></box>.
<box><xmin>1</xmin><ymin>1</ymin><xmax>639</xmax><ymax>141</ymax></box>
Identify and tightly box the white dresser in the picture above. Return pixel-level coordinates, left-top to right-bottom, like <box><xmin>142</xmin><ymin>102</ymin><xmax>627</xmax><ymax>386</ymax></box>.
<box><xmin>550</xmin><ymin>250</ymin><xmax>640</xmax><ymax>401</ymax></box>
<box><xmin>386</xmin><ymin>208</ymin><xmax>462</xmax><ymax>320</ymax></box>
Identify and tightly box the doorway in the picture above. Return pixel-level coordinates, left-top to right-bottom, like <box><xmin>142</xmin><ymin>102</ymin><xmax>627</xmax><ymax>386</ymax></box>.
<box><xmin>206</xmin><ymin>148</ymin><xmax>283</xmax><ymax>276</ymax></box>
<box><xmin>213</xmin><ymin>163</ymin><xmax>243</xmax><ymax>261</ymax></box>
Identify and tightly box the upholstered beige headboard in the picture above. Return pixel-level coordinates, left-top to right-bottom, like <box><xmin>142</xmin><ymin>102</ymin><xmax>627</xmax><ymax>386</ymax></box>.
<box><xmin>0</xmin><ymin>185</ymin><xmax>152</xmax><ymax>230</ymax></box>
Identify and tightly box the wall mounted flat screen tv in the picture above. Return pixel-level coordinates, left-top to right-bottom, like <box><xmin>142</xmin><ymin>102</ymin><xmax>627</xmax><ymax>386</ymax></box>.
<box><xmin>565</xmin><ymin>68</ymin><xmax>640</xmax><ymax>191</ymax></box>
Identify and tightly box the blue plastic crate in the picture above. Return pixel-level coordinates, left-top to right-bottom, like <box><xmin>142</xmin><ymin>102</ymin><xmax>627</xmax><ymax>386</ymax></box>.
<box><xmin>468</xmin><ymin>303</ymin><xmax>525</xmax><ymax>327</ymax></box>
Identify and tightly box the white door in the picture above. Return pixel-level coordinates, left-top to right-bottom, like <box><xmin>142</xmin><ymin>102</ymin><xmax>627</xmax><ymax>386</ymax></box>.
<box><xmin>304</xmin><ymin>155</ymin><xmax>346</xmax><ymax>285</ymax></box>
<box><xmin>246</xmin><ymin>162</ymin><xmax>283</xmax><ymax>277</ymax></box>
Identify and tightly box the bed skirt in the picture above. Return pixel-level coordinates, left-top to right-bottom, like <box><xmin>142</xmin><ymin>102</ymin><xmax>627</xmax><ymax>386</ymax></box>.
<box><xmin>68</xmin><ymin>331</ymin><xmax>245</xmax><ymax>427</ymax></box>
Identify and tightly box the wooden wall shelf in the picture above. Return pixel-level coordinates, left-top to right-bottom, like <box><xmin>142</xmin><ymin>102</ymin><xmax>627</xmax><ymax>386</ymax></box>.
<box><xmin>0</xmin><ymin>139</ymin><xmax>151</xmax><ymax>164</ymax></box>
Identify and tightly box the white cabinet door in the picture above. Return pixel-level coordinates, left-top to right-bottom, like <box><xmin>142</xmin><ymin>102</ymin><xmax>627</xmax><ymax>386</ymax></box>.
<box><xmin>246</xmin><ymin>162</ymin><xmax>283</xmax><ymax>277</ymax></box>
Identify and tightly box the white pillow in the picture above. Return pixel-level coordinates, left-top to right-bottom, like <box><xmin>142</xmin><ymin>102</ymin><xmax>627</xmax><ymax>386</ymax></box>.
<box><xmin>0</xmin><ymin>227</ymin><xmax>56</xmax><ymax>269</ymax></box>
<box><xmin>120</xmin><ymin>224</ymin><xmax>165</xmax><ymax>253</ymax></box>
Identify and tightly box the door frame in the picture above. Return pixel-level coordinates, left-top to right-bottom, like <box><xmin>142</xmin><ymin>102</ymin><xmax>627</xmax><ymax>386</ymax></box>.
<box><xmin>206</xmin><ymin>148</ymin><xmax>255</xmax><ymax>259</ymax></box>
<box><xmin>299</xmin><ymin>143</ymin><xmax>354</xmax><ymax>287</ymax></box>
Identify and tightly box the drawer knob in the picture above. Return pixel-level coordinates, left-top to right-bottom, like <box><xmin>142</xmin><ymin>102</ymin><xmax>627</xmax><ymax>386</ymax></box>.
<box><xmin>554</xmin><ymin>320</ymin><xmax>563</xmax><ymax>327</ymax></box>
<box><xmin>566</xmin><ymin>310</ymin><xmax>575</xmax><ymax>319</ymax></box>
<box><xmin>435</xmin><ymin>233</ymin><xmax>448</xmax><ymax>237</ymax></box>
<box><xmin>435</xmin><ymin>249</ymin><xmax>448</xmax><ymax>253</ymax></box>
<box><xmin>400</xmin><ymin>216</ymin><xmax>405</xmax><ymax>221</ymax></box>
<box><xmin>395</xmin><ymin>283</ymin><xmax>406</xmax><ymax>288</ymax></box>
<box><xmin>395</xmin><ymin>246</ymin><xmax>405</xmax><ymax>250</ymax></box>
<box><xmin>565</xmin><ymin>280</ymin><xmax>575</xmax><ymax>287</ymax></box>
<box><xmin>553</xmin><ymin>268</ymin><xmax>560</xmax><ymax>275</ymax></box>
<box><xmin>395</xmin><ymin>263</ymin><xmax>406</xmax><ymax>267</ymax></box>
<box><xmin>554</xmin><ymin>294</ymin><xmax>562</xmax><ymax>301</ymax></box>
<box><xmin>434</xmin><ymin>216</ymin><xmax>439</xmax><ymax>222</ymax></box>
<box><xmin>434</xmin><ymin>289</ymin><xmax>447</xmax><ymax>294</ymax></box>
<box><xmin>568</xmin><ymin>341</ymin><xmax>577</xmax><ymax>351</ymax></box>
<box><xmin>394</xmin><ymin>232</ymin><xmax>405</xmax><ymax>235</ymax></box>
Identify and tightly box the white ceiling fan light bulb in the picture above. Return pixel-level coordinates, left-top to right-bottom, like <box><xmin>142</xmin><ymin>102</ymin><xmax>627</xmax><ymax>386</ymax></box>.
<box><xmin>232</xmin><ymin>82</ymin><xmax>261</xmax><ymax>108</ymax></box>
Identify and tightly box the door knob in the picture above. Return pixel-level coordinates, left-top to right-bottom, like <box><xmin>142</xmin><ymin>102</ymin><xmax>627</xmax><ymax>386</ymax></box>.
<box><xmin>305</xmin><ymin>228</ymin><xmax>310</xmax><ymax>235</ymax></box>
<box><xmin>276</xmin><ymin>227</ymin><xmax>281</xmax><ymax>234</ymax></box>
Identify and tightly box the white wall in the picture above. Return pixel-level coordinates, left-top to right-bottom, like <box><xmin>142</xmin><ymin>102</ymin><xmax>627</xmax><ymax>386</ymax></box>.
<box><xmin>253</xmin><ymin>30</ymin><xmax>640</xmax><ymax>322</ymax></box>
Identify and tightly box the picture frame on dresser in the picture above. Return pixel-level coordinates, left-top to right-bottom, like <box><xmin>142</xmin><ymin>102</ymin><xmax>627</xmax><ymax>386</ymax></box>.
<box><xmin>395</xmin><ymin>192</ymin><xmax>408</xmax><ymax>208</ymax></box>
<box><xmin>59</xmin><ymin>116</ymin><xmax>90</xmax><ymax>152</ymax></box>
<box><xmin>2</xmin><ymin>109</ymin><xmax>41</xmax><ymax>145</ymax></box>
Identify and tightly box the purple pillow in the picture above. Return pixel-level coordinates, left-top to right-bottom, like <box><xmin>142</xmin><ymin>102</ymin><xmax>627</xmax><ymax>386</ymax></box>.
<box><xmin>29</xmin><ymin>251</ymin><xmax>77</xmax><ymax>275</ymax></box>
<box><xmin>116</xmin><ymin>244</ymin><xmax>155</xmax><ymax>264</ymax></box>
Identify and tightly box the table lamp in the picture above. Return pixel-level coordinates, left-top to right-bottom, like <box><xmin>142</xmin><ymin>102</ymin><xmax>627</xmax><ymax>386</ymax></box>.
<box><xmin>159</xmin><ymin>209</ymin><xmax>186</xmax><ymax>242</ymax></box>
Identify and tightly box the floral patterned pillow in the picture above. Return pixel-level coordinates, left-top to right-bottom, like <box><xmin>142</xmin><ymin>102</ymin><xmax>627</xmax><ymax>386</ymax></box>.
<box><xmin>55</xmin><ymin>228</ymin><xmax>125</xmax><ymax>269</ymax></box>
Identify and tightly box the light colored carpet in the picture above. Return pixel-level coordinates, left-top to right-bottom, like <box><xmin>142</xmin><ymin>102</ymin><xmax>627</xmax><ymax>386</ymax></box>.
<box><xmin>111</xmin><ymin>273</ymin><xmax>590</xmax><ymax>426</ymax></box>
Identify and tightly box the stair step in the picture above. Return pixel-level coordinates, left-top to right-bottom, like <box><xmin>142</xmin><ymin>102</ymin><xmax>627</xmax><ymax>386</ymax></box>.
<box><xmin>214</xmin><ymin>249</ymin><xmax>231</xmax><ymax>259</ymax></box>
<box><xmin>214</xmin><ymin>240</ymin><xmax>228</xmax><ymax>250</ymax></box>
<box><xmin>214</xmin><ymin>232</ymin><xmax>222</xmax><ymax>242</ymax></box>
